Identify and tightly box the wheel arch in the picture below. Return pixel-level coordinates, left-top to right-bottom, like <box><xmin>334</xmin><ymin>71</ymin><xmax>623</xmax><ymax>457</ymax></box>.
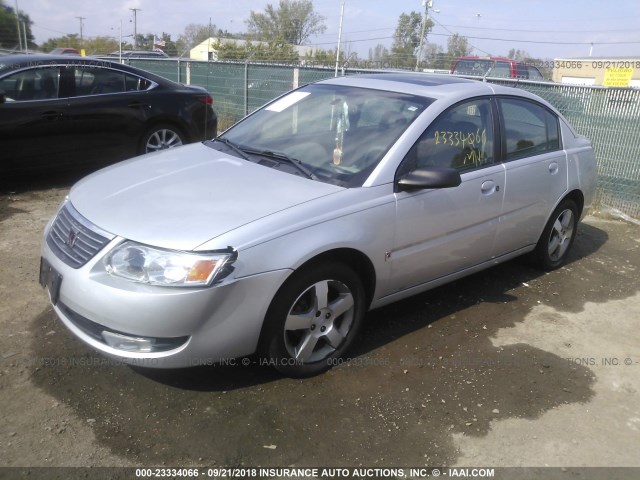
<box><xmin>564</xmin><ymin>188</ymin><xmax>585</xmax><ymax>220</ymax></box>
<box><xmin>138</xmin><ymin>119</ymin><xmax>190</xmax><ymax>154</ymax></box>
<box><xmin>256</xmin><ymin>247</ymin><xmax>377</xmax><ymax>355</ymax></box>
<box><xmin>294</xmin><ymin>248</ymin><xmax>377</xmax><ymax>308</ymax></box>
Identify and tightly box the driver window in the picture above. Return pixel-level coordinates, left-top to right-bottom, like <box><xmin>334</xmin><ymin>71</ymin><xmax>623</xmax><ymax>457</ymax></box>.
<box><xmin>398</xmin><ymin>98</ymin><xmax>495</xmax><ymax>177</ymax></box>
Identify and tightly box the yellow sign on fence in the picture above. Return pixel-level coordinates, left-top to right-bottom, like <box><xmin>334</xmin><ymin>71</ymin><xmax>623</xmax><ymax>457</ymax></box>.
<box><xmin>603</xmin><ymin>68</ymin><xmax>634</xmax><ymax>87</ymax></box>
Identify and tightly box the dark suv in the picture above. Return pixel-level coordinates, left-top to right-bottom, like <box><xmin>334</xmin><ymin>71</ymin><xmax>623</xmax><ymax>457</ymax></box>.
<box><xmin>451</xmin><ymin>56</ymin><xmax>544</xmax><ymax>80</ymax></box>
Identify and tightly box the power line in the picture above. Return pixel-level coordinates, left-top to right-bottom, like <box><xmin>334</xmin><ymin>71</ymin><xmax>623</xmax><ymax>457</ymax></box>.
<box><xmin>434</xmin><ymin>23</ymin><xmax>640</xmax><ymax>35</ymax></box>
<box><xmin>309</xmin><ymin>31</ymin><xmax>640</xmax><ymax>47</ymax></box>
<box><xmin>315</xmin><ymin>22</ymin><xmax>639</xmax><ymax>43</ymax></box>
<box><xmin>429</xmin><ymin>16</ymin><xmax>491</xmax><ymax>56</ymax></box>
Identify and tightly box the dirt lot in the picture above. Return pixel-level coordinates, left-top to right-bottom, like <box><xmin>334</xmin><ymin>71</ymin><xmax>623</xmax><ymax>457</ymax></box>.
<box><xmin>0</xmin><ymin>176</ymin><xmax>639</xmax><ymax>475</ymax></box>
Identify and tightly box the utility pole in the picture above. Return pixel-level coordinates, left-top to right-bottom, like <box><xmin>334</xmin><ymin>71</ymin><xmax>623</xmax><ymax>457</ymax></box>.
<box><xmin>130</xmin><ymin>8</ymin><xmax>141</xmax><ymax>49</ymax></box>
<box><xmin>75</xmin><ymin>16</ymin><xmax>85</xmax><ymax>46</ymax></box>
<box><xmin>14</xmin><ymin>0</ymin><xmax>23</xmax><ymax>51</ymax></box>
<box><xmin>334</xmin><ymin>0</ymin><xmax>345</xmax><ymax>77</ymax></box>
<box><xmin>415</xmin><ymin>0</ymin><xmax>432</xmax><ymax>71</ymax></box>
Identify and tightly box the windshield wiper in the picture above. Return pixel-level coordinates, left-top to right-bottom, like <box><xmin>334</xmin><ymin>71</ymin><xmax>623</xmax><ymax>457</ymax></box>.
<box><xmin>243</xmin><ymin>148</ymin><xmax>318</xmax><ymax>180</ymax></box>
<box><xmin>210</xmin><ymin>139</ymin><xmax>317</xmax><ymax>180</ymax></box>
<box><xmin>211</xmin><ymin>137</ymin><xmax>250</xmax><ymax>160</ymax></box>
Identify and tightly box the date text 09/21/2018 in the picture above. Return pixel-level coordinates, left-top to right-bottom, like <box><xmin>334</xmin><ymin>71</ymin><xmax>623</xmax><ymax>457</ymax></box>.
<box><xmin>523</xmin><ymin>60</ymin><xmax>640</xmax><ymax>70</ymax></box>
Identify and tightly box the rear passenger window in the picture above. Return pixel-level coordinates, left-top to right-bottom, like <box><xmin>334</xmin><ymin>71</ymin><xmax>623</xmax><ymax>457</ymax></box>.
<box><xmin>73</xmin><ymin>68</ymin><xmax>126</xmax><ymax>96</ymax></box>
<box><xmin>499</xmin><ymin>98</ymin><xmax>560</xmax><ymax>160</ymax></box>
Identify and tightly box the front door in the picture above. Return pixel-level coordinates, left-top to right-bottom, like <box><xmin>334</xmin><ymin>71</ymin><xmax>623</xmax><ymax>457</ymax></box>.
<box><xmin>389</xmin><ymin>98</ymin><xmax>505</xmax><ymax>294</ymax></box>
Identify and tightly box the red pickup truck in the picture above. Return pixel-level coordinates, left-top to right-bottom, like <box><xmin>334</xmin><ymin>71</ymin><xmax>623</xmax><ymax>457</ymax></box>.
<box><xmin>451</xmin><ymin>56</ymin><xmax>544</xmax><ymax>80</ymax></box>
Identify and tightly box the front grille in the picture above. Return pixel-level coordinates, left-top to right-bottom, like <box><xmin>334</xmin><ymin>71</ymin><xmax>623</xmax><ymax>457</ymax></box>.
<box><xmin>47</xmin><ymin>203</ymin><xmax>114</xmax><ymax>268</ymax></box>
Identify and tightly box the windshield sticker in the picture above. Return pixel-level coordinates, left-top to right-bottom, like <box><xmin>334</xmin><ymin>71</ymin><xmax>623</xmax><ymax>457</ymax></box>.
<box><xmin>266</xmin><ymin>91</ymin><xmax>311</xmax><ymax>112</ymax></box>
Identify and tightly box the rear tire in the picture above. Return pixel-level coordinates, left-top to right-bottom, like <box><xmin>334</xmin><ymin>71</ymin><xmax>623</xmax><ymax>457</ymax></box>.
<box><xmin>140</xmin><ymin>124</ymin><xmax>185</xmax><ymax>154</ymax></box>
<box><xmin>262</xmin><ymin>262</ymin><xmax>366</xmax><ymax>378</ymax></box>
<box><xmin>534</xmin><ymin>199</ymin><xmax>579</xmax><ymax>270</ymax></box>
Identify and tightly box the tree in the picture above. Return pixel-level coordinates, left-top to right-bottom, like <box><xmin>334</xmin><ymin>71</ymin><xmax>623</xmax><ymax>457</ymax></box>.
<box><xmin>508</xmin><ymin>48</ymin><xmax>530</xmax><ymax>61</ymax></box>
<box><xmin>86</xmin><ymin>36</ymin><xmax>121</xmax><ymax>55</ymax></box>
<box><xmin>246</xmin><ymin>0</ymin><xmax>326</xmax><ymax>45</ymax></box>
<box><xmin>177</xmin><ymin>23</ymin><xmax>216</xmax><ymax>55</ymax></box>
<box><xmin>213</xmin><ymin>39</ymin><xmax>298</xmax><ymax>63</ymax></box>
<box><xmin>305</xmin><ymin>47</ymin><xmax>340</xmax><ymax>66</ymax></box>
<box><xmin>156</xmin><ymin>32</ymin><xmax>178</xmax><ymax>57</ymax></box>
<box><xmin>0</xmin><ymin>1</ymin><xmax>36</xmax><ymax>50</ymax></box>
<box><xmin>368</xmin><ymin>43</ymin><xmax>390</xmax><ymax>65</ymax></box>
<box><xmin>40</xmin><ymin>34</ymin><xmax>81</xmax><ymax>52</ymax></box>
<box><xmin>446</xmin><ymin>33</ymin><xmax>472</xmax><ymax>60</ymax></box>
<box><xmin>390</xmin><ymin>11</ymin><xmax>433</xmax><ymax>68</ymax></box>
<box><xmin>40</xmin><ymin>35</ymin><xmax>121</xmax><ymax>55</ymax></box>
<box><xmin>423</xmin><ymin>43</ymin><xmax>447</xmax><ymax>69</ymax></box>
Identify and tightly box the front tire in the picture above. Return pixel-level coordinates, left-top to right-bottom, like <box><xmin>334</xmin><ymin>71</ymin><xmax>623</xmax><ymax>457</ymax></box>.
<box><xmin>262</xmin><ymin>262</ymin><xmax>366</xmax><ymax>378</ymax></box>
<box><xmin>534</xmin><ymin>199</ymin><xmax>579</xmax><ymax>270</ymax></box>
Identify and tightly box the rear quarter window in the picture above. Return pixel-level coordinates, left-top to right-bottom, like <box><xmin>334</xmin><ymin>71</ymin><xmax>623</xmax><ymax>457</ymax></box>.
<box><xmin>500</xmin><ymin>98</ymin><xmax>560</xmax><ymax>160</ymax></box>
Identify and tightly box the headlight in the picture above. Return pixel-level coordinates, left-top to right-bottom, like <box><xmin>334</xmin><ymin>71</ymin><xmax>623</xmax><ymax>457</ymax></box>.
<box><xmin>104</xmin><ymin>242</ymin><xmax>236</xmax><ymax>287</ymax></box>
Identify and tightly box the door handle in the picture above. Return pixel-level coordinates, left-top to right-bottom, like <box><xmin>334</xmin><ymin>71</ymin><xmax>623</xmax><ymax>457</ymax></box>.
<box><xmin>128</xmin><ymin>102</ymin><xmax>148</xmax><ymax>109</ymax></box>
<box><xmin>481</xmin><ymin>180</ymin><xmax>499</xmax><ymax>195</ymax></box>
<box><xmin>548</xmin><ymin>162</ymin><xmax>559</xmax><ymax>174</ymax></box>
<box><xmin>41</xmin><ymin>111</ymin><xmax>63</xmax><ymax>121</ymax></box>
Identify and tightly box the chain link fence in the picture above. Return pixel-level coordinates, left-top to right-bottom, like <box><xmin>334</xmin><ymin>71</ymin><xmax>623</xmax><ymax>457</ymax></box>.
<box><xmin>482</xmin><ymin>78</ymin><xmax>640</xmax><ymax>220</ymax></box>
<box><xmin>128</xmin><ymin>58</ymin><xmax>640</xmax><ymax>220</ymax></box>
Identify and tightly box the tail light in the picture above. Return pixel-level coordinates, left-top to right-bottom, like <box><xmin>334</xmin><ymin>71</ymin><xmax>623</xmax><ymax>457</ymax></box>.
<box><xmin>198</xmin><ymin>95</ymin><xmax>213</xmax><ymax>106</ymax></box>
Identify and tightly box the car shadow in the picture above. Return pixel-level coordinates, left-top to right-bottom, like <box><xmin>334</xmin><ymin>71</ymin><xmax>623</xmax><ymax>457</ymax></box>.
<box><xmin>0</xmin><ymin>169</ymin><xmax>92</xmax><ymax>195</ymax></box>
<box><xmin>27</xmin><ymin>220</ymin><xmax>633</xmax><ymax>466</ymax></box>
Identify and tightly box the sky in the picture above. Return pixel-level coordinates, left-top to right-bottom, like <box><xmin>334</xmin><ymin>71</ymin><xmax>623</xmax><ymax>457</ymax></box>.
<box><xmin>12</xmin><ymin>0</ymin><xmax>640</xmax><ymax>60</ymax></box>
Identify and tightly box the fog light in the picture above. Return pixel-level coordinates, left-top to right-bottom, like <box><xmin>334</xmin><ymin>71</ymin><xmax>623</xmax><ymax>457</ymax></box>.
<box><xmin>102</xmin><ymin>331</ymin><xmax>154</xmax><ymax>353</ymax></box>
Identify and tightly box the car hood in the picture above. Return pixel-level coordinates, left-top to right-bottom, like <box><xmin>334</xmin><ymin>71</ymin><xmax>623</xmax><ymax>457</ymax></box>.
<box><xmin>69</xmin><ymin>143</ymin><xmax>344</xmax><ymax>251</ymax></box>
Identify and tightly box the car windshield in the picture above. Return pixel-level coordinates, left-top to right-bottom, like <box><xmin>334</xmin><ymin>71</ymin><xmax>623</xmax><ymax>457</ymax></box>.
<box><xmin>212</xmin><ymin>83</ymin><xmax>433</xmax><ymax>187</ymax></box>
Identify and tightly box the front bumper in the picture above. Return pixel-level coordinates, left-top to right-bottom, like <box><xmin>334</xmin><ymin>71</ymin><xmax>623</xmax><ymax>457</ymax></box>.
<box><xmin>41</xmin><ymin>237</ymin><xmax>290</xmax><ymax>368</ymax></box>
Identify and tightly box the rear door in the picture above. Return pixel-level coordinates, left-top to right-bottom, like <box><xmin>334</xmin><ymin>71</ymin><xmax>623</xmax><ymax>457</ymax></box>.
<box><xmin>493</xmin><ymin>97</ymin><xmax>568</xmax><ymax>255</ymax></box>
<box><xmin>64</xmin><ymin>65</ymin><xmax>153</xmax><ymax>163</ymax></box>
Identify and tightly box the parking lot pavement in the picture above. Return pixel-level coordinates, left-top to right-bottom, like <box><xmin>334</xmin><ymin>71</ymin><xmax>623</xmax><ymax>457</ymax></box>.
<box><xmin>0</xmin><ymin>186</ymin><xmax>638</xmax><ymax>469</ymax></box>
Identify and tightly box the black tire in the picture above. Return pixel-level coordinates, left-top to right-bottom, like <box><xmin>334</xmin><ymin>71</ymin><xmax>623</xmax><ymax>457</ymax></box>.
<box><xmin>534</xmin><ymin>198</ymin><xmax>579</xmax><ymax>270</ymax></box>
<box><xmin>140</xmin><ymin>124</ymin><xmax>186</xmax><ymax>154</ymax></box>
<box><xmin>262</xmin><ymin>262</ymin><xmax>366</xmax><ymax>378</ymax></box>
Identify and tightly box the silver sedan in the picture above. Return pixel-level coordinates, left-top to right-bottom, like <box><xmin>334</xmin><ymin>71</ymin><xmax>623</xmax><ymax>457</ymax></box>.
<box><xmin>40</xmin><ymin>73</ymin><xmax>597</xmax><ymax>377</ymax></box>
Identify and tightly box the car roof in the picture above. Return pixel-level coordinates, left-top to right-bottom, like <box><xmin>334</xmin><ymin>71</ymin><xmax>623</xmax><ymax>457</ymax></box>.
<box><xmin>318</xmin><ymin>72</ymin><xmax>558</xmax><ymax>112</ymax></box>
<box><xmin>345</xmin><ymin>72</ymin><xmax>476</xmax><ymax>87</ymax></box>
<box><xmin>454</xmin><ymin>56</ymin><xmax>514</xmax><ymax>62</ymax></box>
<box><xmin>0</xmin><ymin>54</ymin><xmax>174</xmax><ymax>85</ymax></box>
<box><xmin>319</xmin><ymin>72</ymin><xmax>491</xmax><ymax>99</ymax></box>
<box><xmin>0</xmin><ymin>54</ymin><xmax>122</xmax><ymax>68</ymax></box>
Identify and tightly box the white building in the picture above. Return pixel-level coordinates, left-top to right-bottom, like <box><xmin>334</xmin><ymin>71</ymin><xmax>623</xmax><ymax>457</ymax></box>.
<box><xmin>189</xmin><ymin>38</ymin><xmax>313</xmax><ymax>61</ymax></box>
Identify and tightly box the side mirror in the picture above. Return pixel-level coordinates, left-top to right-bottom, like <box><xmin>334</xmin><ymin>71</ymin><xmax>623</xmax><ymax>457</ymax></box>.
<box><xmin>396</xmin><ymin>166</ymin><xmax>462</xmax><ymax>192</ymax></box>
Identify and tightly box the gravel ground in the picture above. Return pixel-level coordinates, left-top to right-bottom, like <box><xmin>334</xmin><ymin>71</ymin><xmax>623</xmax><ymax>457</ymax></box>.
<box><xmin>0</xmin><ymin>176</ymin><xmax>638</xmax><ymax>475</ymax></box>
